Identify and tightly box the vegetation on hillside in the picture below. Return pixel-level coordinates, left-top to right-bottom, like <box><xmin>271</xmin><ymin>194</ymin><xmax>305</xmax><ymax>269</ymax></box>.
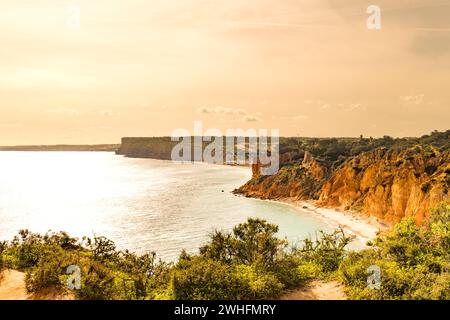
<box><xmin>279</xmin><ymin>129</ymin><xmax>449</xmax><ymax>169</ymax></box>
<box><xmin>0</xmin><ymin>203</ymin><xmax>449</xmax><ymax>300</ymax></box>
<box><xmin>340</xmin><ymin>202</ymin><xmax>450</xmax><ymax>299</ymax></box>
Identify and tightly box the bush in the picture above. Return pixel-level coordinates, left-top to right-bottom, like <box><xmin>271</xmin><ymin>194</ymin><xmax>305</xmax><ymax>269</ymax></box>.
<box><xmin>76</xmin><ymin>261</ymin><xmax>118</xmax><ymax>300</ymax></box>
<box><xmin>167</xmin><ymin>255</ymin><xmax>285</xmax><ymax>300</ymax></box>
<box><xmin>296</xmin><ymin>262</ymin><xmax>322</xmax><ymax>280</ymax></box>
<box><xmin>25</xmin><ymin>246</ymin><xmax>74</xmax><ymax>292</ymax></box>
<box><xmin>200</xmin><ymin>218</ymin><xmax>288</xmax><ymax>268</ymax></box>
<box><xmin>234</xmin><ymin>264</ymin><xmax>283</xmax><ymax>299</ymax></box>
<box><xmin>295</xmin><ymin>228</ymin><xmax>353</xmax><ymax>273</ymax></box>
<box><xmin>0</xmin><ymin>230</ymin><xmax>170</xmax><ymax>300</ymax></box>
<box><xmin>339</xmin><ymin>203</ymin><xmax>450</xmax><ymax>300</ymax></box>
<box><xmin>0</xmin><ymin>219</ymin><xmax>355</xmax><ymax>300</ymax></box>
<box><xmin>0</xmin><ymin>241</ymin><xmax>5</xmax><ymax>282</ymax></box>
<box><xmin>169</xmin><ymin>256</ymin><xmax>244</xmax><ymax>300</ymax></box>
<box><xmin>1</xmin><ymin>230</ymin><xmax>82</xmax><ymax>270</ymax></box>
<box><xmin>3</xmin><ymin>206</ymin><xmax>448</xmax><ymax>300</ymax></box>
<box><xmin>268</xmin><ymin>255</ymin><xmax>305</xmax><ymax>288</ymax></box>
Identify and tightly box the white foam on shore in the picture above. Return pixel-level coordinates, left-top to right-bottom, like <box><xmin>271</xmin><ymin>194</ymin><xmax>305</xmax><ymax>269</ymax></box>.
<box><xmin>266</xmin><ymin>198</ymin><xmax>387</xmax><ymax>249</ymax></box>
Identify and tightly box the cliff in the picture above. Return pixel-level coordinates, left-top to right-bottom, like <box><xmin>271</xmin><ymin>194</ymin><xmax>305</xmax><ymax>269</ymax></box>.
<box><xmin>237</xmin><ymin>150</ymin><xmax>328</xmax><ymax>200</ymax></box>
<box><xmin>116</xmin><ymin>137</ymin><xmax>177</xmax><ymax>160</ymax></box>
<box><xmin>319</xmin><ymin>146</ymin><xmax>449</xmax><ymax>225</ymax></box>
<box><xmin>236</xmin><ymin>144</ymin><xmax>449</xmax><ymax>225</ymax></box>
<box><xmin>116</xmin><ymin>137</ymin><xmax>263</xmax><ymax>163</ymax></box>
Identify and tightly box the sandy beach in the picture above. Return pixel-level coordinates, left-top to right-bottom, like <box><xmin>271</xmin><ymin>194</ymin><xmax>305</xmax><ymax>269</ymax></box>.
<box><xmin>271</xmin><ymin>198</ymin><xmax>389</xmax><ymax>248</ymax></box>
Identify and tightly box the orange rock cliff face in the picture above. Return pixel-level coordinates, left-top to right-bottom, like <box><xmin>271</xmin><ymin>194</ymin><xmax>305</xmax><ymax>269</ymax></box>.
<box><xmin>319</xmin><ymin>146</ymin><xmax>449</xmax><ymax>225</ymax></box>
<box><xmin>237</xmin><ymin>151</ymin><xmax>329</xmax><ymax>200</ymax></box>
<box><xmin>237</xmin><ymin>146</ymin><xmax>449</xmax><ymax>225</ymax></box>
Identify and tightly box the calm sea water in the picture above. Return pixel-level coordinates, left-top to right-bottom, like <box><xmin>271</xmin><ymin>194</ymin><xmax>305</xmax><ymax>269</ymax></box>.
<box><xmin>0</xmin><ymin>152</ymin><xmax>333</xmax><ymax>261</ymax></box>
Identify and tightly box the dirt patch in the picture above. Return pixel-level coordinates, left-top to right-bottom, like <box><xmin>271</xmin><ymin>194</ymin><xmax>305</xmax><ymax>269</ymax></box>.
<box><xmin>0</xmin><ymin>269</ymin><xmax>75</xmax><ymax>300</ymax></box>
<box><xmin>280</xmin><ymin>280</ymin><xmax>347</xmax><ymax>300</ymax></box>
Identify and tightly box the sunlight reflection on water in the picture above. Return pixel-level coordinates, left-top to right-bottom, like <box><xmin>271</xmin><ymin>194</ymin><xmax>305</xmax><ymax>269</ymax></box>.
<box><xmin>0</xmin><ymin>152</ymin><xmax>333</xmax><ymax>261</ymax></box>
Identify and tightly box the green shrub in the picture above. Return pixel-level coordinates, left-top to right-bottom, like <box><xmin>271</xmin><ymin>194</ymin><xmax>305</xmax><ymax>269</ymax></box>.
<box><xmin>1</xmin><ymin>230</ymin><xmax>82</xmax><ymax>270</ymax></box>
<box><xmin>2</xmin><ymin>205</ymin><xmax>448</xmax><ymax>300</ymax></box>
<box><xmin>295</xmin><ymin>228</ymin><xmax>353</xmax><ymax>273</ymax></box>
<box><xmin>169</xmin><ymin>256</ymin><xmax>244</xmax><ymax>300</ymax></box>
<box><xmin>296</xmin><ymin>261</ymin><xmax>322</xmax><ymax>280</ymax></box>
<box><xmin>200</xmin><ymin>218</ymin><xmax>288</xmax><ymax>268</ymax></box>
<box><xmin>25</xmin><ymin>246</ymin><xmax>73</xmax><ymax>292</ymax></box>
<box><xmin>267</xmin><ymin>255</ymin><xmax>304</xmax><ymax>288</ymax></box>
<box><xmin>166</xmin><ymin>256</ymin><xmax>284</xmax><ymax>300</ymax></box>
<box><xmin>0</xmin><ymin>241</ymin><xmax>5</xmax><ymax>283</ymax></box>
<box><xmin>339</xmin><ymin>202</ymin><xmax>450</xmax><ymax>300</ymax></box>
<box><xmin>0</xmin><ymin>230</ymin><xmax>170</xmax><ymax>300</ymax></box>
<box><xmin>234</xmin><ymin>264</ymin><xmax>283</xmax><ymax>299</ymax></box>
<box><xmin>0</xmin><ymin>241</ymin><xmax>5</xmax><ymax>270</ymax></box>
<box><xmin>76</xmin><ymin>261</ymin><xmax>117</xmax><ymax>300</ymax></box>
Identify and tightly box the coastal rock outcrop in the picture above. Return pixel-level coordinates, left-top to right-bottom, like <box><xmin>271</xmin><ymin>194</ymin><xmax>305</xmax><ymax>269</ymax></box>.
<box><xmin>319</xmin><ymin>146</ymin><xmax>449</xmax><ymax>225</ymax></box>
<box><xmin>116</xmin><ymin>137</ymin><xmax>176</xmax><ymax>160</ymax></box>
<box><xmin>236</xmin><ymin>151</ymin><xmax>329</xmax><ymax>200</ymax></box>
<box><xmin>236</xmin><ymin>145</ymin><xmax>449</xmax><ymax>225</ymax></box>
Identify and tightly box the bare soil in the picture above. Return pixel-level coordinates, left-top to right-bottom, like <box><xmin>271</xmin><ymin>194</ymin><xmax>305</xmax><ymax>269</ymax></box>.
<box><xmin>280</xmin><ymin>280</ymin><xmax>347</xmax><ymax>300</ymax></box>
<box><xmin>0</xmin><ymin>269</ymin><xmax>74</xmax><ymax>300</ymax></box>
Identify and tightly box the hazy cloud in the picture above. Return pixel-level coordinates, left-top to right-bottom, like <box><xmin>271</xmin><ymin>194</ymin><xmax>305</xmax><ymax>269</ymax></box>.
<box><xmin>346</xmin><ymin>103</ymin><xmax>362</xmax><ymax>111</ymax></box>
<box><xmin>100</xmin><ymin>109</ymin><xmax>121</xmax><ymax>117</ymax></box>
<box><xmin>400</xmin><ymin>94</ymin><xmax>425</xmax><ymax>105</ymax></box>
<box><xmin>243</xmin><ymin>115</ymin><xmax>261</xmax><ymax>122</ymax></box>
<box><xmin>198</xmin><ymin>105</ymin><xmax>262</xmax><ymax>123</ymax></box>
<box><xmin>197</xmin><ymin>106</ymin><xmax>246</xmax><ymax>115</ymax></box>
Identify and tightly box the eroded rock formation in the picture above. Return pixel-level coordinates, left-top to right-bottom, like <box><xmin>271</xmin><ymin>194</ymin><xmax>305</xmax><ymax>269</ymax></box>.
<box><xmin>319</xmin><ymin>146</ymin><xmax>449</xmax><ymax>224</ymax></box>
<box><xmin>237</xmin><ymin>146</ymin><xmax>449</xmax><ymax>225</ymax></box>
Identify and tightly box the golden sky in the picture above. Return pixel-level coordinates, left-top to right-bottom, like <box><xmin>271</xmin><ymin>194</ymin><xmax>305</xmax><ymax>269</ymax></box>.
<box><xmin>1</xmin><ymin>0</ymin><xmax>449</xmax><ymax>144</ymax></box>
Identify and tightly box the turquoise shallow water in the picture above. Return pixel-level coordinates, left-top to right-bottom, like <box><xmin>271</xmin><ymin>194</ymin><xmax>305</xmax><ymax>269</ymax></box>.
<box><xmin>0</xmin><ymin>152</ymin><xmax>333</xmax><ymax>261</ymax></box>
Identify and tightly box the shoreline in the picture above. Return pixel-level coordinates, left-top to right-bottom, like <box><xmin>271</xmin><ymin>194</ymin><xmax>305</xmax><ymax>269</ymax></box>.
<box><xmin>264</xmin><ymin>198</ymin><xmax>389</xmax><ymax>248</ymax></box>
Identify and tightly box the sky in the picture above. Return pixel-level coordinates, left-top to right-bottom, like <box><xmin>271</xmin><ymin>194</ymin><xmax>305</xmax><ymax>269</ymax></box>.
<box><xmin>1</xmin><ymin>0</ymin><xmax>449</xmax><ymax>144</ymax></box>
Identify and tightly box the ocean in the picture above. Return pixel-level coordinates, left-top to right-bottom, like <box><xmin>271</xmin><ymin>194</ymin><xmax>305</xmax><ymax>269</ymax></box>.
<box><xmin>0</xmin><ymin>151</ymin><xmax>333</xmax><ymax>261</ymax></box>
